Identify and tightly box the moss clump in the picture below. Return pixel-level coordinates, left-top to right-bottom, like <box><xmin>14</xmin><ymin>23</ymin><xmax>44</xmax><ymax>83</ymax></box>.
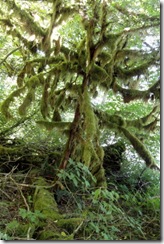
<box><xmin>32</xmin><ymin>177</ymin><xmax>83</xmax><ymax>240</ymax></box>
<box><xmin>33</xmin><ymin>177</ymin><xmax>61</xmax><ymax>221</ymax></box>
<box><xmin>38</xmin><ymin>229</ymin><xmax>74</xmax><ymax>240</ymax></box>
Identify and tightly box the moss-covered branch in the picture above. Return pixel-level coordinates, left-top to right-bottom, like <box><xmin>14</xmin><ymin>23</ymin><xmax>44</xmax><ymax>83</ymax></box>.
<box><xmin>36</xmin><ymin>121</ymin><xmax>71</xmax><ymax>131</ymax></box>
<box><xmin>0</xmin><ymin>19</ymin><xmax>38</xmax><ymax>53</ymax></box>
<box><xmin>113</xmin><ymin>3</ymin><xmax>160</xmax><ymax>23</ymax></box>
<box><xmin>115</xmin><ymin>49</ymin><xmax>159</xmax><ymax>64</ymax></box>
<box><xmin>126</xmin><ymin>105</ymin><xmax>159</xmax><ymax>130</ymax></box>
<box><xmin>113</xmin><ymin>81</ymin><xmax>160</xmax><ymax>103</ymax></box>
<box><xmin>4</xmin><ymin>0</ymin><xmax>45</xmax><ymax>37</ymax></box>
<box><xmin>1</xmin><ymin>87</ymin><xmax>26</xmax><ymax>119</ymax></box>
<box><xmin>94</xmin><ymin>106</ymin><xmax>159</xmax><ymax>132</ymax></box>
<box><xmin>120</xmin><ymin>127</ymin><xmax>159</xmax><ymax>170</ymax></box>
<box><xmin>114</xmin><ymin>58</ymin><xmax>159</xmax><ymax>80</ymax></box>
<box><xmin>94</xmin><ymin>108</ymin><xmax>159</xmax><ymax>169</ymax></box>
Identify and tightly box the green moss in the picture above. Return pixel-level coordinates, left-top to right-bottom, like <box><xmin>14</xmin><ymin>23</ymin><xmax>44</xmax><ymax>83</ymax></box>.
<box><xmin>40</xmin><ymin>81</ymin><xmax>50</xmax><ymax>119</ymax></box>
<box><xmin>36</xmin><ymin>121</ymin><xmax>71</xmax><ymax>131</ymax></box>
<box><xmin>121</xmin><ymin>127</ymin><xmax>157</xmax><ymax>168</ymax></box>
<box><xmin>38</xmin><ymin>229</ymin><xmax>74</xmax><ymax>240</ymax></box>
<box><xmin>1</xmin><ymin>87</ymin><xmax>25</xmax><ymax>119</ymax></box>
<box><xmin>27</xmin><ymin>75</ymin><xmax>41</xmax><ymax>89</ymax></box>
<box><xmin>94</xmin><ymin>166</ymin><xmax>107</xmax><ymax>187</ymax></box>
<box><xmin>83</xmin><ymin>88</ymin><xmax>96</xmax><ymax>140</ymax></box>
<box><xmin>81</xmin><ymin>88</ymin><xmax>98</xmax><ymax>167</ymax></box>
<box><xmin>57</xmin><ymin>218</ymin><xmax>82</xmax><ymax>232</ymax></box>
<box><xmin>83</xmin><ymin>142</ymin><xmax>92</xmax><ymax>167</ymax></box>
<box><xmin>91</xmin><ymin>64</ymin><xmax>109</xmax><ymax>84</ymax></box>
<box><xmin>96</xmin><ymin>145</ymin><xmax>104</xmax><ymax>161</ymax></box>
<box><xmin>80</xmin><ymin>88</ymin><xmax>106</xmax><ymax>186</ymax></box>
<box><xmin>32</xmin><ymin>177</ymin><xmax>83</xmax><ymax>240</ymax></box>
<box><xmin>0</xmin><ymin>145</ymin><xmax>17</xmax><ymax>154</ymax></box>
<box><xmin>33</xmin><ymin>177</ymin><xmax>61</xmax><ymax>220</ymax></box>
<box><xmin>18</xmin><ymin>89</ymin><xmax>35</xmax><ymax>116</ymax></box>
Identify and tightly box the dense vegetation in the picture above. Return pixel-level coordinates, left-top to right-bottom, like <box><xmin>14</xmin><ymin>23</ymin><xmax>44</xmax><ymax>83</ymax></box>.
<box><xmin>0</xmin><ymin>0</ymin><xmax>160</xmax><ymax>240</ymax></box>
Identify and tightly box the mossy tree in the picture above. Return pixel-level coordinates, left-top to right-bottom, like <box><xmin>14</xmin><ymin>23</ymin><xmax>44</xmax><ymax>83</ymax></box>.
<box><xmin>0</xmin><ymin>0</ymin><xmax>160</xmax><ymax>186</ymax></box>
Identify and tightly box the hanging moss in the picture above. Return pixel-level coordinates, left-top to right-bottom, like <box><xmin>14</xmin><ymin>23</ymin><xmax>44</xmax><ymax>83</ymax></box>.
<box><xmin>36</xmin><ymin>121</ymin><xmax>71</xmax><ymax>131</ymax></box>
<box><xmin>6</xmin><ymin>0</ymin><xmax>45</xmax><ymax>37</ymax></box>
<box><xmin>90</xmin><ymin>64</ymin><xmax>109</xmax><ymax>84</ymax></box>
<box><xmin>66</xmin><ymin>84</ymin><xmax>82</xmax><ymax>97</ymax></box>
<box><xmin>54</xmin><ymin>91</ymin><xmax>65</xmax><ymax>110</ymax></box>
<box><xmin>1</xmin><ymin>86</ymin><xmax>26</xmax><ymax>119</ymax></box>
<box><xmin>40</xmin><ymin>82</ymin><xmax>50</xmax><ymax>119</ymax></box>
<box><xmin>27</xmin><ymin>75</ymin><xmax>41</xmax><ymax>89</ymax></box>
<box><xmin>18</xmin><ymin>89</ymin><xmax>35</xmax><ymax>116</ymax></box>
<box><xmin>98</xmin><ymin>52</ymin><xmax>112</xmax><ymax>67</ymax></box>
<box><xmin>113</xmin><ymin>82</ymin><xmax>148</xmax><ymax>103</ymax></box>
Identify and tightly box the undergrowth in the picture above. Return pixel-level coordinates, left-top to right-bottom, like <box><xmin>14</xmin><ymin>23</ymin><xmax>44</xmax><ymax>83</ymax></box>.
<box><xmin>0</xmin><ymin>158</ymin><xmax>160</xmax><ymax>240</ymax></box>
<box><xmin>54</xmin><ymin>159</ymin><xmax>160</xmax><ymax>240</ymax></box>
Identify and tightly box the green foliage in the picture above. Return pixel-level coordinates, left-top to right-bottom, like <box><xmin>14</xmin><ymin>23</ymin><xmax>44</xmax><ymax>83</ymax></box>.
<box><xmin>56</xmin><ymin>158</ymin><xmax>96</xmax><ymax>211</ymax></box>
<box><xmin>58</xmin><ymin>158</ymin><xmax>96</xmax><ymax>188</ymax></box>
<box><xmin>56</xmin><ymin>157</ymin><xmax>160</xmax><ymax>240</ymax></box>
<box><xmin>0</xmin><ymin>231</ymin><xmax>11</xmax><ymax>240</ymax></box>
<box><xmin>19</xmin><ymin>208</ymin><xmax>44</xmax><ymax>224</ymax></box>
<box><xmin>85</xmin><ymin>189</ymin><xmax>120</xmax><ymax>240</ymax></box>
<box><xmin>6</xmin><ymin>219</ymin><xmax>20</xmax><ymax>233</ymax></box>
